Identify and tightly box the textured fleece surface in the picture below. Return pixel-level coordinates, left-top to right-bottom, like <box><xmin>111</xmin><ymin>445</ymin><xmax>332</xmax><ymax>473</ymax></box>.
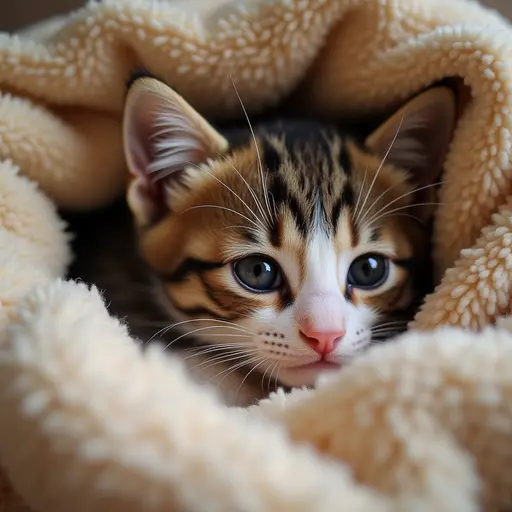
<box><xmin>1</xmin><ymin>0</ymin><xmax>512</xmax><ymax>510</ymax></box>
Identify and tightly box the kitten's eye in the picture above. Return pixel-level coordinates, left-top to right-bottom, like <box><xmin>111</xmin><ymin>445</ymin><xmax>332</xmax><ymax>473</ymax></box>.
<box><xmin>233</xmin><ymin>255</ymin><xmax>282</xmax><ymax>293</ymax></box>
<box><xmin>347</xmin><ymin>254</ymin><xmax>389</xmax><ymax>289</ymax></box>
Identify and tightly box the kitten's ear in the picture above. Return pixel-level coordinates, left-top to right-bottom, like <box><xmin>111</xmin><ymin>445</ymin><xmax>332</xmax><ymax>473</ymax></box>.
<box><xmin>123</xmin><ymin>77</ymin><xmax>228</xmax><ymax>227</ymax></box>
<box><xmin>365</xmin><ymin>87</ymin><xmax>456</xmax><ymax>186</ymax></box>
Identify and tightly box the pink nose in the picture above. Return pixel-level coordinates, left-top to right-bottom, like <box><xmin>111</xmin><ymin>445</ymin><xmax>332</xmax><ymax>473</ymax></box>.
<box><xmin>300</xmin><ymin>327</ymin><xmax>346</xmax><ymax>355</ymax></box>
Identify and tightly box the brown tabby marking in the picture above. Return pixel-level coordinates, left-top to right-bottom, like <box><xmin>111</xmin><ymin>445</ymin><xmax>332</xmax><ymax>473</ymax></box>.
<box><xmin>66</xmin><ymin>78</ymin><xmax>455</xmax><ymax>405</ymax></box>
<box><xmin>138</xmin><ymin>133</ymin><xmax>421</xmax><ymax>320</ymax></box>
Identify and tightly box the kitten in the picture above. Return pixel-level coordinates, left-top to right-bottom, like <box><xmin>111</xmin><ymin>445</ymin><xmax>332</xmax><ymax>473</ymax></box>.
<box><xmin>66</xmin><ymin>77</ymin><xmax>455</xmax><ymax>406</ymax></box>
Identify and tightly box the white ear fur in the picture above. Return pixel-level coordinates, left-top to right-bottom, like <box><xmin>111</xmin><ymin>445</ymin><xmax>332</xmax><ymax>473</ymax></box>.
<box><xmin>122</xmin><ymin>77</ymin><xmax>228</xmax><ymax>227</ymax></box>
<box><xmin>365</xmin><ymin>87</ymin><xmax>456</xmax><ymax>186</ymax></box>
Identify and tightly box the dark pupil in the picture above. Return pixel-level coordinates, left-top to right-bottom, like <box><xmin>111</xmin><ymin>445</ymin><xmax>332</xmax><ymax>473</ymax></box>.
<box><xmin>361</xmin><ymin>259</ymin><xmax>377</xmax><ymax>278</ymax></box>
<box><xmin>349</xmin><ymin>254</ymin><xmax>387</xmax><ymax>288</ymax></box>
<box><xmin>253</xmin><ymin>263</ymin><xmax>265</xmax><ymax>277</ymax></box>
<box><xmin>235</xmin><ymin>257</ymin><xmax>278</xmax><ymax>291</ymax></box>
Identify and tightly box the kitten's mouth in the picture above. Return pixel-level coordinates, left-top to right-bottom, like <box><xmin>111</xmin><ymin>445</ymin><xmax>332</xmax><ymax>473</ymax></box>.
<box><xmin>277</xmin><ymin>360</ymin><xmax>341</xmax><ymax>387</ymax></box>
<box><xmin>290</xmin><ymin>361</ymin><xmax>341</xmax><ymax>371</ymax></box>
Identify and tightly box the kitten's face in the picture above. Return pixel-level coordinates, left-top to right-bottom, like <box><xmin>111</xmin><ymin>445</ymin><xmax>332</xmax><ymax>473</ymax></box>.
<box><xmin>123</xmin><ymin>78</ymin><xmax>455</xmax><ymax>387</ymax></box>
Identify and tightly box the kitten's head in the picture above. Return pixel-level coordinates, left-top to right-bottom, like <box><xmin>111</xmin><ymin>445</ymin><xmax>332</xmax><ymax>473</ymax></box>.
<box><xmin>122</xmin><ymin>77</ymin><xmax>455</xmax><ymax>387</ymax></box>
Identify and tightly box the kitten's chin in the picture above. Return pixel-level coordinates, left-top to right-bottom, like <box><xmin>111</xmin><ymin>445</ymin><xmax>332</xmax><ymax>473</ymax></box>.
<box><xmin>277</xmin><ymin>362</ymin><xmax>342</xmax><ymax>388</ymax></box>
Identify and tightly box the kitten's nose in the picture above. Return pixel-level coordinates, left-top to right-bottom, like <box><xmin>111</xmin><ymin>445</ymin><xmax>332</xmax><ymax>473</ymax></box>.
<box><xmin>299</xmin><ymin>327</ymin><xmax>346</xmax><ymax>355</ymax></box>
<box><xmin>295</xmin><ymin>291</ymin><xmax>346</xmax><ymax>355</ymax></box>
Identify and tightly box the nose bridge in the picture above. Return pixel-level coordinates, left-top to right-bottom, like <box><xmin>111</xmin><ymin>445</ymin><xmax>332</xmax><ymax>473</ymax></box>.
<box><xmin>297</xmin><ymin>229</ymin><xmax>345</xmax><ymax>332</ymax></box>
<box><xmin>297</xmin><ymin>290</ymin><xmax>346</xmax><ymax>332</ymax></box>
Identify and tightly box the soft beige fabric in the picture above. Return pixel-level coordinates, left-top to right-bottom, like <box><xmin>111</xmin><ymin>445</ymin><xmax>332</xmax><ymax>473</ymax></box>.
<box><xmin>1</xmin><ymin>0</ymin><xmax>512</xmax><ymax>510</ymax></box>
<box><xmin>3</xmin><ymin>281</ymin><xmax>512</xmax><ymax>511</ymax></box>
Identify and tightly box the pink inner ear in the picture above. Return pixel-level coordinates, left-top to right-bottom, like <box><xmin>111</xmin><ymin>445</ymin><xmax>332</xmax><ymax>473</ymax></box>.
<box><xmin>125</xmin><ymin>95</ymin><xmax>161</xmax><ymax>180</ymax></box>
<box><xmin>127</xmin><ymin>133</ymin><xmax>150</xmax><ymax>180</ymax></box>
<box><xmin>123</xmin><ymin>79</ymin><xmax>229</xmax><ymax>226</ymax></box>
<box><xmin>124</xmin><ymin>95</ymin><xmax>168</xmax><ymax>225</ymax></box>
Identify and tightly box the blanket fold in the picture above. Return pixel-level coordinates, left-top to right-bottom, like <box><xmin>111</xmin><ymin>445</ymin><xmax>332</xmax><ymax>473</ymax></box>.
<box><xmin>2</xmin><ymin>0</ymin><xmax>512</xmax><ymax>510</ymax></box>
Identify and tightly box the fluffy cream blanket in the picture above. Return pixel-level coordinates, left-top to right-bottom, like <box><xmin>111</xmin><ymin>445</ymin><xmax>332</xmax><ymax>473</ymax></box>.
<box><xmin>1</xmin><ymin>0</ymin><xmax>512</xmax><ymax>510</ymax></box>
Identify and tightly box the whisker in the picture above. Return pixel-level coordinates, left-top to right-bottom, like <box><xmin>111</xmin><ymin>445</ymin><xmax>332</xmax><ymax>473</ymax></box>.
<box><xmin>371</xmin><ymin>323</ymin><xmax>408</xmax><ymax>331</ymax></box>
<box><xmin>272</xmin><ymin>363</ymin><xmax>282</xmax><ymax>390</ymax></box>
<box><xmin>161</xmin><ymin>325</ymin><xmax>254</xmax><ymax>351</ymax></box>
<box><xmin>372</xmin><ymin>322</ymin><xmax>407</xmax><ymax>329</ymax></box>
<box><xmin>170</xmin><ymin>318</ymin><xmax>255</xmax><ymax>331</ymax></box>
<box><xmin>189</xmin><ymin>353</ymin><xmax>250</xmax><ymax>373</ymax></box>
<box><xmin>132</xmin><ymin>318</ymin><xmax>254</xmax><ymax>343</ymax></box>
<box><xmin>371</xmin><ymin>336</ymin><xmax>401</xmax><ymax>344</ymax></box>
<box><xmin>274</xmin><ymin>363</ymin><xmax>283</xmax><ymax>388</ymax></box>
<box><xmin>371</xmin><ymin>326</ymin><xmax>406</xmax><ymax>335</ymax></box>
<box><xmin>354</xmin><ymin>110</ymin><xmax>406</xmax><ymax>225</ymax></box>
<box><xmin>183</xmin><ymin>344</ymin><xmax>255</xmax><ymax>360</ymax></box>
<box><xmin>230</xmin><ymin>77</ymin><xmax>274</xmax><ymax>225</ymax></box>
<box><xmin>268</xmin><ymin>190</ymin><xmax>278</xmax><ymax>220</ymax></box>
<box><xmin>146</xmin><ymin>318</ymin><xmax>242</xmax><ymax>344</ymax></box>
<box><xmin>371</xmin><ymin>329</ymin><xmax>405</xmax><ymax>336</ymax></box>
<box><xmin>147</xmin><ymin>318</ymin><xmax>255</xmax><ymax>344</ymax></box>
<box><xmin>131</xmin><ymin>318</ymin><xmax>221</xmax><ymax>330</ymax></box>
<box><xmin>353</xmin><ymin>165</ymin><xmax>369</xmax><ymax>221</ymax></box>
<box><xmin>184</xmin><ymin>348</ymin><xmax>244</xmax><ymax>360</ymax></box>
<box><xmin>362</xmin><ymin>182</ymin><xmax>444</xmax><ymax>227</ymax></box>
<box><xmin>185</xmin><ymin>160</ymin><xmax>267</xmax><ymax>230</ymax></box>
<box><xmin>372</xmin><ymin>320</ymin><xmax>409</xmax><ymax>328</ymax></box>
<box><xmin>186</xmin><ymin>350</ymin><xmax>257</xmax><ymax>369</ymax></box>
<box><xmin>236</xmin><ymin>358</ymin><xmax>269</xmax><ymax>396</ymax></box>
<box><xmin>188</xmin><ymin>333</ymin><xmax>253</xmax><ymax>338</ymax></box>
<box><xmin>184</xmin><ymin>341</ymin><xmax>253</xmax><ymax>353</ymax></box>
<box><xmin>189</xmin><ymin>350</ymin><xmax>261</xmax><ymax>372</ymax></box>
<box><xmin>221</xmin><ymin>225</ymin><xmax>260</xmax><ymax>235</ymax></box>
<box><xmin>186</xmin><ymin>352</ymin><xmax>253</xmax><ymax>369</ymax></box>
<box><xmin>268</xmin><ymin>361</ymin><xmax>280</xmax><ymax>392</ymax></box>
<box><xmin>183</xmin><ymin>343</ymin><xmax>256</xmax><ymax>359</ymax></box>
<box><xmin>187</xmin><ymin>340</ymin><xmax>255</xmax><ymax>348</ymax></box>
<box><xmin>380</xmin><ymin>212</ymin><xmax>426</xmax><ymax>225</ymax></box>
<box><xmin>259</xmin><ymin>362</ymin><xmax>275</xmax><ymax>393</ymax></box>
<box><xmin>148</xmin><ymin>323</ymin><xmax>246</xmax><ymax>345</ymax></box>
<box><xmin>218</xmin><ymin>153</ymin><xmax>271</xmax><ymax>228</ymax></box>
<box><xmin>183</xmin><ymin>204</ymin><xmax>263</xmax><ymax>231</ymax></box>
<box><xmin>366</xmin><ymin>202</ymin><xmax>443</xmax><ymax>228</ymax></box>
<box><xmin>359</xmin><ymin>180</ymin><xmax>443</xmax><ymax>227</ymax></box>
<box><xmin>211</xmin><ymin>355</ymin><xmax>264</xmax><ymax>385</ymax></box>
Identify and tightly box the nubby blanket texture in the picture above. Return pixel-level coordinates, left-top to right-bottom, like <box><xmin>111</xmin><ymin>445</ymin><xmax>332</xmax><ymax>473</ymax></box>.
<box><xmin>1</xmin><ymin>0</ymin><xmax>512</xmax><ymax>510</ymax></box>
